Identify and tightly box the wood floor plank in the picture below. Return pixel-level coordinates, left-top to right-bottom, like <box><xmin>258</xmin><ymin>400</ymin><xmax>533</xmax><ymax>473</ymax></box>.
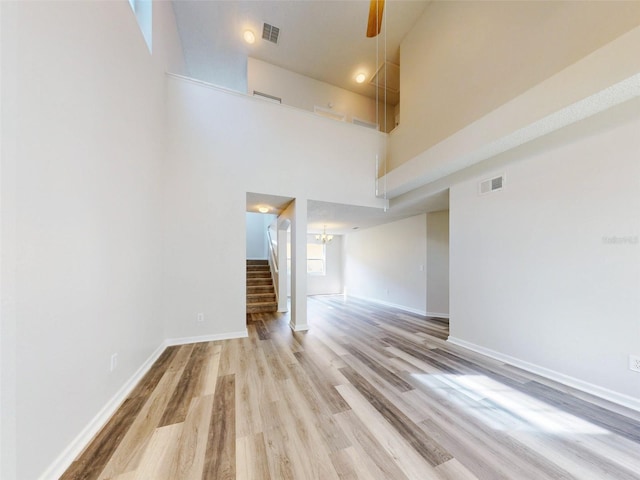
<box><xmin>203</xmin><ymin>374</ymin><xmax>236</xmax><ymax>480</ymax></box>
<box><xmin>261</xmin><ymin>425</ymin><xmax>300</xmax><ymax>480</ymax></box>
<box><xmin>236</xmin><ymin>432</ymin><xmax>272</xmax><ymax>480</ymax></box>
<box><xmin>524</xmin><ymin>379</ymin><xmax>640</xmax><ymax>444</ymax></box>
<box><xmin>332</xmin><ymin>410</ymin><xmax>411</xmax><ymax>480</ymax></box>
<box><xmin>159</xmin><ymin>342</ymin><xmax>211</xmax><ymax>427</ymax></box>
<box><xmin>413</xmin><ymin>389</ymin><xmax>576</xmax><ymax>480</ymax></box>
<box><xmin>339</xmin><ymin>364</ymin><xmax>453</xmax><ymax>468</ymax></box>
<box><xmin>342</xmin><ymin>342</ymin><xmax>415</xmax><ymax>393</ymax></box>
<box><xmin>276</xmin><ymin>377</ymin><xmax>343</xmax><ymax>480</ymax></box>
<box><xmin>165</xmin><ymin>394</ymin><xmax>215</xmax><ymax>480</ymax></box>
<box><xmin>201</xmin><ymin>344</ymin><xmax>222</xmax><ymax>396</ymax></box>
<box><xmin>105</xmin><ymin>471</ymin><xmax>137</xmax><ymax>480</ymax></box>
<box><xmin>285</xmin><ymin>362</ymin><xmax>352</xmax><ymax>452</ymax></box>
<box><xmin>132</xmin><ymin>423</ymin><xmax>183</xmax><ymax>480</ymax></box>
<box><xmin>254</xmin><ymin>320</ymin><xmax>271</xmax><ymax>341</ymax></box>
<box><xmin>260</xmin><ymin>338</ymin><xmax>290</xmax><ymax>381</ymax></box>
<box><xmin>435</xmin><ymin>458</ymin><xmax>480</xmax><ymax>480</ymax></box>
<box><xmin>335</xmin><ymin>383</ymin><xmax>442</xmax><ymax>479</ymax></box>
<box><xmin>328</xmin><ymin>447</ymin><xmax>364</xmax><ymax>480</ymax></box>
<box><xmin>508</xmin><ymin>429</ymin><xmax>640</xmax><ymax>480</ymax></box>
<box><xmin>234</xmin><ymin>336</ymin><xmax>262</xmax><ymax>438</ymax></box>
<box><xmin>293</xmin><ymin>351</ymin><xmax>351</xmax><ymax>414</ymax></box>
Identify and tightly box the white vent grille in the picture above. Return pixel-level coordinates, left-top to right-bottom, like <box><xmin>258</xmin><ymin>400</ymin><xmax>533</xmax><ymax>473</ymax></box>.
<box><xmin>314</xmin><ymin>106</ymin><xmax>345</xmax><ymax>122</ymax></box>
<box><xmin>262</xmin><ymin>23</ymin><xmax>280</xmax><ymax>44</ymax></box>
<box><xmin>479</xmin><ymin>174</ymin><xmax>505</xmax><ymax>195</ymax></box>
<box><xmin>253</xmin><ymin>90</ymin><xmax>281</xmax><ymax>104</ymax></box>
<box><xmin>352</xmin><ymin>118</ymin><xmax>378</xmax><ymax>130</ymax></box>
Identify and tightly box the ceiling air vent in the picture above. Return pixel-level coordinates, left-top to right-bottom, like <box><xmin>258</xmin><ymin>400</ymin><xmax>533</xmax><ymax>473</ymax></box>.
<box><xmin>262</xmin><ymin>23</ymin><xmax>280</xmax><ymax>44</ymax></box>
<box><xmin>479</xmin><ymin>174</ymin><xmax>505</xmax><ymax>195</ymax></box>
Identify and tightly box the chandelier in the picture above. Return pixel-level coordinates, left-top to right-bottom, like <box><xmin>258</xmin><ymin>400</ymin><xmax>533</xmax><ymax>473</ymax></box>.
<box><xmin>315</xmin><ymin>225</ymin><xmax>334</xmax><ymax>244</ymax></box>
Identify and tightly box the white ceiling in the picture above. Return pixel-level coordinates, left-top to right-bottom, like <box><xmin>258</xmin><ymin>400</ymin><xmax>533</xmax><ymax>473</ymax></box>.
<box><xmin>172</xmin><ymin>0</ymin><xmax>430</xmax><ymax>105</ymax></box>
<box><xmin>307</xmin><ymin>192</ymin><xmax>449</xmax><ymax>234</ymax></box>
<box><xmin>247</xmin><ymin>191</ymin><xmax>449</xmax><ymax>235</ymax></box>
<box><xmin>246</xmin><ymin>192</ymin><xmax>293</xmax><ymax>215</ymax></box>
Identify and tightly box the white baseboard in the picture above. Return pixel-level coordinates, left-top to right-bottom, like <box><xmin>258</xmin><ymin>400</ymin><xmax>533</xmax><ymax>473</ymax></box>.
<box><xmin>348</xmin><ymin>294</ymin><xmax>427</xmax><ymax>317</ymax></box>
<box><xmin>40</xmin><ymin>328</ymin><xmax>248</xmax><ymax>479</ymax></box>
<box><xmin>426</xmin><ymin>311</ymin><xmax>450</xmax><ymax>319</ymax></box>
<box><xmin>447</xmin><ymin>336</ymin><xmax>640</xmax><ymax>413</ymax></box>
<box><xmin>39</xmin><ymin>341</ymin><xmax>167</xmax><ymax>480</ymax></box>
<box><xmin>289</xmin><ymin>321</ymin><xmax>309</xmax><ymax>332</ymax></box>
<box><xmin>165</xmin><ymin>329</ymin><xmax>248</xmax><ymax>346</ymax></box>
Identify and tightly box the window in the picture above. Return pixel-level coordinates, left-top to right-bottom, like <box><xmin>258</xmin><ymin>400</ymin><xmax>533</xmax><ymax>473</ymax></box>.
<box><xmin>128</xmin><ymin>0</ymin><xmax>152</xmax><ymax>53</ymax></box>
<box><xmin>286</xmin><ymin>242</ymin><xmax>327</xmax><ymax>275</ymax></box>
<box><xmin>307</xmin><ymin>243</ymin><xmax>326</xmax><ymax>275</ymax></box>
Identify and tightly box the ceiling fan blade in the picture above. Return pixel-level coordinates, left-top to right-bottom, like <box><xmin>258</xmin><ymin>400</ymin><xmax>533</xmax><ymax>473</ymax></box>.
<box><xmin>366</xmin><ymin>0</ymin><xmax>385</xmax><ymax>38</ymax></box>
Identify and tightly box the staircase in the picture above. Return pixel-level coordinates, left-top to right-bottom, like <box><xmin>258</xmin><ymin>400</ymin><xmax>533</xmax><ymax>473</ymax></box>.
<box><xmin>246</xmin><ymin>260</ymin><xmax>277</xmax><ymax>313</ymax></box>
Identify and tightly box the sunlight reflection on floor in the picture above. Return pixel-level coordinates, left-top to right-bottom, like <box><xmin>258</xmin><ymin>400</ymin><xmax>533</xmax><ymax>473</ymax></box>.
<box><xmin>412</xmin><ymin>373</ymin><xmax>610</xmax><ymax>435</ymax></box>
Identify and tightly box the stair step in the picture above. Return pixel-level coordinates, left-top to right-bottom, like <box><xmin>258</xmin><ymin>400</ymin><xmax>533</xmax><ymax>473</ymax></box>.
<box><xmin>247</xmin><ymin>271</ymin><xmax>271</xmax><ymax>278</ymax></box>
<box><xmin>247</xmin><ymin>264</ymin><xmax>270</xmax><ymax>272</ymax></box>
<box><xmin>247</xmin><ymin>293</ymin><xmax>276</xmax><ymax>303</ymax></box>
<box><xmin>247</xmin><ymin>277</ymin><xmax>273</xmax><ymax>286</ymax></box>
<box><xmin>247</xmin><ymin>285</ymin><xmax>274</xmax><ymax>294</ymax></box>
<box><xmin>246</xmin><ymin>301</ymin><xmax>278</xmax><ymax>313</ymax></box>
<box><xmin>246</xmin><ymin>259</ymin><xmax>275</xmax><ymax>313</ymax></box>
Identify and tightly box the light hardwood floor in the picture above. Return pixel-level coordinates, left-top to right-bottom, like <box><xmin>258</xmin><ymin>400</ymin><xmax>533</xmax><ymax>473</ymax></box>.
<box><xmin>62</xmin><ymin>295</ymin><xmax>640</xmax><ymax>479</ymax></box>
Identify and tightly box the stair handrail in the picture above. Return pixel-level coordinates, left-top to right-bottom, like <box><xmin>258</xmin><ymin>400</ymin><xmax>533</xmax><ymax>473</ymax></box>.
<box><xmin>267</xmin><ymin>226</ymin><xmax>278</xmax><ymax>273</ymax></box>
<box><xmin>267</xmin><ymin>226</ymin><xmax>279</xmax><ymax>305</ymax></box>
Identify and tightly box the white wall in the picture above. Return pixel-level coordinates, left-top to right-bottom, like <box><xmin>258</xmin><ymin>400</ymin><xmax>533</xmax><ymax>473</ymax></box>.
<box><xmin>344</xmin><ymin>215</ymin><xmax>427</xmax><ymax>315</ymax></box>
<box><xmin>248</xmin><ymin>58</ymin><xmax>395</xmax><ymax>133</ymax></box>
<box><xmin>307</xmin><ymin>235</ymin><xmax>343</xmax><ymax>296</ymax></box>
<box><xmin>172</xmin><ymin>1</ymin><xmax>247</xmax><ymax>93</ymax></box>
<box><xmin>449</xmin><ymin>96</ymin><xmax>640</xmax><ymax>404</ymax></box>
<box><xmin>426</xmin><ymin>210</ymin><xmax>449</xmax><ymax>317</ymax></box>
<box><xmin>162</xmin><ymin>75</ymin><xmax>386</xmax><ymax>339</ymax></box>
<box><xmin>390</xmin><ymin>1</ymin><xmax>640</xmax><ymax>172</ymax></box>
<box><xmin>246</xmin><ymin>212</ymin><xmax>274</xmax><ymax>259</ymax></box>
<box><xmin>0</xmin><ymin>1</ymin><xmax>184</xmax><ymax>478</ymax></box>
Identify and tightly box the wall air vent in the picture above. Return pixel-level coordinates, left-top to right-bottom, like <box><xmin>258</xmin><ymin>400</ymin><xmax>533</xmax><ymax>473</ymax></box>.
<box><xmin>479</xmin><ymin>174</ymin><xmax>505</xmax><ymax>195</ymax></box>
<box><xmin>253</xmin><ymin>90</ymin><xmax>282</xmax><ymax>104</ymax></box>
<box><xmin>262</xmin><ymin>23</ymin><xmax>280</xmax><ymax>44</ymax></box>
<box><xmin>314</xmin><ymin>106</ymin><xmax>345</xmax><ymax>122</ymax></box>
<box><xmin>352</xmin><ymin>118</ymin><xmax>379</xmax><ymax>130</ymax></box>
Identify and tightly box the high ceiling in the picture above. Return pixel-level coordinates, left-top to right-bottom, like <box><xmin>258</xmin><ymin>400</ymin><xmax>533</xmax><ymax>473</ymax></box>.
<box><xmin>172</xmin><ymin>0</ymin><xmax>430</xmax><ymax>105</ymax></box>
<box><xmin>186</xmin><ymin>1</ymin><xmax>446</xmax><ymax>233</ymax></box>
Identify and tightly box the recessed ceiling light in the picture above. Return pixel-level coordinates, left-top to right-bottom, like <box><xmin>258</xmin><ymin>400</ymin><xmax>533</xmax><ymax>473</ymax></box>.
<box><xmin>355</xmin><ymin>73</ymin><xmax>366</xmax><ymax>84</ymax></box>
<box><xmin>258</xmin><ymin>206</ymin><xmax>269</xmax><ymax>213</ymax></box>
<box><xmin>243</xmin><ymin>30</ymin><xmax>256</xmax><ymax>44</ymax></box>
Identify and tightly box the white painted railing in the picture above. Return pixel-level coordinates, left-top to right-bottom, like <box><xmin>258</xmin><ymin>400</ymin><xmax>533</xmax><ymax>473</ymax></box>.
<box><xmin>267</xmin><ymin>226</ymin><xmax>279</xmax><ymax>303</ymax></box>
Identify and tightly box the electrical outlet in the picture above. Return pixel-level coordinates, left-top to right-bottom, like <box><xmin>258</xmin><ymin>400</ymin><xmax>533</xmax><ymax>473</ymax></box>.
<box><xmin>110</xmin><ymin>353</ymin><xmax>118</xmax><ymax>373</ymax></box>
<box><xmin>630</xmin><ymin>355</ymin><xmax>640</xmax><ymax>373</ymax></box>
<box><xmin>197</xmin><ymin>313</ymin><xmax>204</xmax><ymax>323</ymax></box>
